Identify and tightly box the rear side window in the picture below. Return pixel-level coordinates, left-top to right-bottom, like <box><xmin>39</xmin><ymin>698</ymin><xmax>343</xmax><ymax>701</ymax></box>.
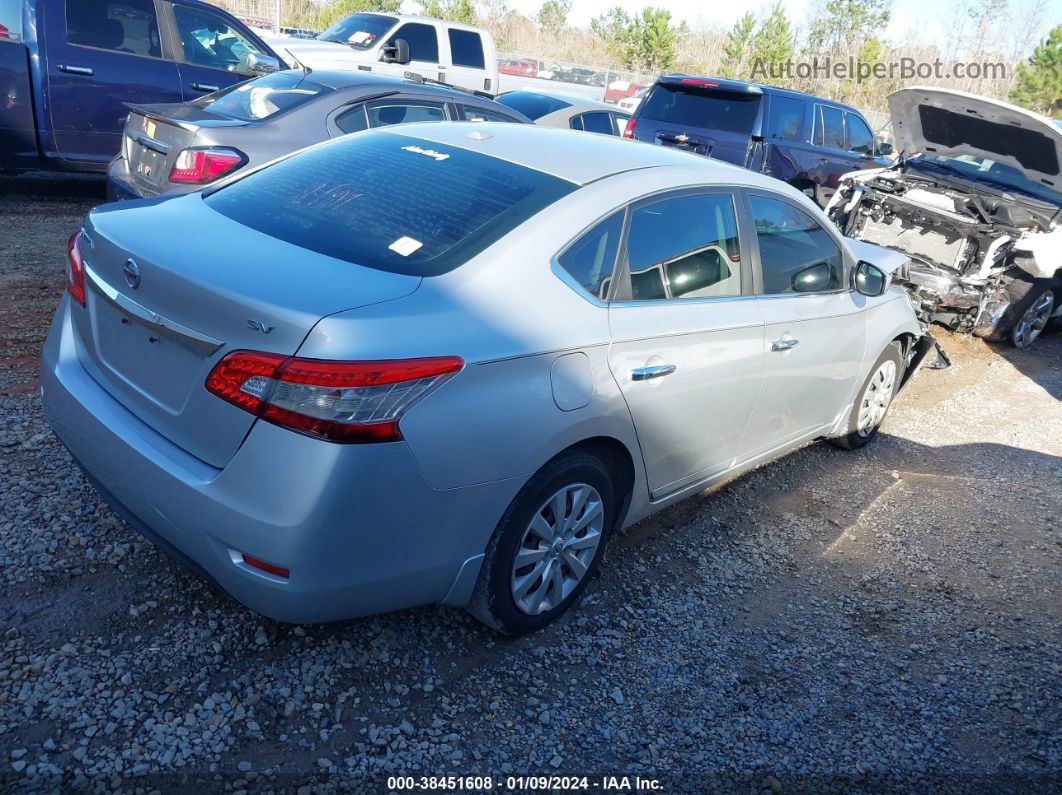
<box><xmin>625</xmin><ymin>193</ymin><xmax>742</xmax><ymax>301</ymax></box>
<box><xmin>0</xmin><ymin>0</ymin><xmax>22</xmax><ymax>42</ymax></box>
<box><xmin>495</xmin><ymin>91</ymin><xmax>572</xmax><ymax>121</ymax></box>
<box><xmin>845</xmin><ymin>112</ymin><xmax>874</xmax><ymax>153</ymax></box>
<box><xmin>389</xmin><ymin>23</ymin><xmax>438</xmax><ymax>63</ymax></box>
<box><xmin>814</xmin><ymin>105</ymin><xmax>844</xmax><ymax>150</ymax></box>
<box><xmin>366</xmin><ymin>100</ymin><xmax>447</xmax><ymax>127</ymax></box>
<box><xmin>335</xmin><ymin>105</ymin><xmax>368</xmax><ymax>134</ymax></box>
<box><xmin>66</xmin><ymin>0</ymin><xmax>161</xmax><ymax>57</ymax></box>
<box><xmin>458</xmin><ymin>105</ymin><xmax>520</xmax><ymax>123</ymax></box>
<box><xmin>557</xmin><ymin>212</ymin><xmax>623</xmax><ymax>300</ymax></box>
<box><xmin>767</xmin><ymin>95</ymin><xmax>805</xmax><ymax>141</ymax></box>
<box><xmin>204</xmin><ymin>132</ymin><xmax>577</xmax><ymax>276</ymax></box>
<box><xmin>639</xmin><ymin>84</ymin><xmax>761</xmax><ymax>134</ymax></box>
<box><xmin>195</xmin><ymin>72</ymin><xmax>331</xmax><ymax>121</ymax></box>
<box><xmin>749</xmin><ymin>195</ymin><xmax>842</xmax><ymax>294</ymax></box>
<box><xmin>448</xmin><ymin>29</ymin><xmax>485</xmax><ymax>68</ymax></box>
<box><xmin>572</xmin><ymin>112</ymin><xmax>614</xmax><ymax>135</ymax></box>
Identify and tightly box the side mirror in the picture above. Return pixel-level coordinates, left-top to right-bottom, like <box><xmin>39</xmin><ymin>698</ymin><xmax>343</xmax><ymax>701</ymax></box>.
<box><xmin>238</xmin><ymin>52</ymin><xmax>280</xmax><ymax>76</ymax></box>
<box><xmin>791</xmin><ymin>261</ymin><xmax>834</xmax><ymax>292</ymax></box>
<box><xmin>876</xmin><ymin>140</ymin><xmax>894</xmax><ymax>157</ymax></box>
<box><xmin>854</xmin><ymin>260</ymin><xmax>889</xmax><ymax>296</ymax></box>
<box><xmin>380</xmin><ymin>39</ymin><xmax>410</xmax><ymax>64</ymax></box>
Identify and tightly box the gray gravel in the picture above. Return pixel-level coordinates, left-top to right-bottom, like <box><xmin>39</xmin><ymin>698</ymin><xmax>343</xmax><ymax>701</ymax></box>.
<box><xmin>1</xmin><ymin>175</ymin><xmax>1060</xmax><ymax>793</ymax></box>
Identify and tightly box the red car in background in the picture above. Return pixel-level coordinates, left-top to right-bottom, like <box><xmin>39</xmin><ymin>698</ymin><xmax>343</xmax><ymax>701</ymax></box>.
<box><xmin>499</xmin><ymin>58</ymin><xmax>540</xmax><ymax>78</ymax></box>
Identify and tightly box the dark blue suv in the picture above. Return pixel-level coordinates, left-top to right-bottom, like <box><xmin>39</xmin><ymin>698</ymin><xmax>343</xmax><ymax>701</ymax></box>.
<box><xmin>623</xmin><ymin>76</ymin><xmax>893</xmax><ymax>206</ymax></box>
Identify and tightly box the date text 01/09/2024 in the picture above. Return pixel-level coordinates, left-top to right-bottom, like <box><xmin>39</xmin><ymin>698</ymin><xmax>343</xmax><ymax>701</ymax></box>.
<box><xmin>386</xmin><ymin>775</ymin><xmax>665</xmax><ymax>790</ymax></box>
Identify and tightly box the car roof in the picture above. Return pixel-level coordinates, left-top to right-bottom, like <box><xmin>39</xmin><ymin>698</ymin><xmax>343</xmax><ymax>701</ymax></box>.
<box><xmin>272</xmin><ymin>69</ymin><xmax>501</xmax><ymax>105</ymax></box>
<box><xmin>509</xmin><ymin>90</ymin><xmax>619</xmax><ymax>114</ymax></box>
<box><xmin>654</xmin><ymin>75</ymin><xmax>864</xmax><ymax>112</ymax></box>
<box><xmin>352</xmin><ymin>11</ymin><xmax>486</xmax><ymax>34</ymax></box>
<box><xmin>385</xmin><ymin>122</ymin><xmax>770</xmax><ymax>185</ymax></box>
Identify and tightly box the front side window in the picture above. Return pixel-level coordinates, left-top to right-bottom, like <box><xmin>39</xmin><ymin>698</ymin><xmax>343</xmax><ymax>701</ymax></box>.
<box><xmin>625</xmin><ymin>194</ymin><xmax>742</xmax><ymax>301</ymax></box>
<box><xmin>193</xmin><ymin>72</ymin><xmax>331</xmax><ymax>121</ymax></box>
<box><xmin>66</xmin><ymin>0</ymin><xmax>160</xmax><ymax>57</ymax></box>
<box><xmin>204</xmin><ymin>131</ymin><xmax>577</xmax><ymax>276</ymax></box>
<box><xmin>767</xmin><ymin>95</ymin><xmax>805</xmax><ymax>141</ymax></box>
<box><xmin>388</xmin><ymin>23</ymin><xmax>438</xmax><ymax>63</ymax></box>
<box><xmin>448</xmin><ymin>29</ymin><xmax>485</xmax><ymax>68</ymax></box>
<box><xmin>365</xmin><ymin>100</ymin><xmax>447</xmax><ymax>127</ymax></box>
<box><xmin>749</xmin><ymin>195</ymin><xmax>842</xmax><ymax>294</ymax></box>
<box><xmin>572</xmin><ymin>112</ymin><xmax>614</xmax><ymax>135</ymax></box>
<box><xmin>557</xmin><ymin>212</ymin><xmax>623</xmax><ymax>300</ymax></box>
<box><xmin>0</xmin><ymin>0</ymin><xmax>22</xmax><ymax>42</ymax></box>
<box><xmin>845</xmin><ymin>112</ymin><xmax>874</xmax><ymax>154</ymax></box>
<box><xmin>173</xmin><ymin>4</ymin><xmax>262</xmax><ymax>73</ymax></box>
<box><xmin>814</xmin><ymin>105</ymin><xmax>844</xmax><ymax>150</ymax></box>
<box><xmin>318</xmin><ymin>13</ymin><xmax>396</xmax><ymax>48</ymax></box>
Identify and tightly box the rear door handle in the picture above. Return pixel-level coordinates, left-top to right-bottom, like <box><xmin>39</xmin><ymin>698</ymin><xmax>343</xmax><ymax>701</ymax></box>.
<box><xmin>771</xmin><ymin>337</ymin><xmax>799</xmax><ymax>351</ymax></box>
<box><xmin>58</xmin><ymin>64</ymin><xmax>94</xmax><ymax>76</ymax></box>
<box><xmin>190</xmin><ymin>82</ymin><xmax>219</xmax><ymax>92</ymax></box>
<box><xmin>631</xmin><ymin>364</ymin><xmax>677</xmax><ymax>381</ymax></box>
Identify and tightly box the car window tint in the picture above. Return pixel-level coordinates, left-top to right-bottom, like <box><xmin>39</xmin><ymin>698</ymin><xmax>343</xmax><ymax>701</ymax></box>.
<box><xmin>578</xmin><ymin>112</ymin><xmax>614</xmax><ymax>135</ymax></box>
<box><xmin>815</xmin><ymin>105</ymin><xmax>844</xmax><ymax>149</ymax></box>
<box><xmin>335</xmin><ymin>104</ymin><xmax>368</xmax><ymax>134</ymax></box>
<box><xmin>639</xmin><ymin>84</ymin><xmax>761</xmax><ymax>133</ymax></box>
<box><xmin>767</xmin><ymin>95</ymin><xmax>804</xmax><ymax>141</ymax></box>
<box><xmin>448</xmin><ymin>29</ymin><xmax>485</xmax><ymax>68</ymax></box>
<box><xmin>749</xmin><ymin>195</ymin><xmax>842</xmax><ymax>294</ymax></box>
<box><xmin>204</xmin><ymin>131</ymin><xmax>577</xmax><ymax>277</ymax></box>
<box><xmin>0</xmin><ymin>0</ymin><xmax>22</xmax><ymax>42</ymax></box>
<box><xmin>366</xmin><ymin>100</ymin><xmax>446</xmax><ymax>127</ymax></box>
<box><xmin>846</xmin><ymin>112</ymin><xmax>874</xmax><ymax>153</ymax></box>
<box><xmin>458</xmin><ymin>105</ymin><xmax>518</xmax><ymax>123</ymax></box>
<box><xmin>388</xmin><ymin>22</ymin><xmax>438</xmax><ymax>63</ymax></box>
<box><xmin>557</xmin><ymin>212</ymin><xmax>623</xmax><ymax>300</ymax></box>
<box><xmin>173</xmin><ymin>4</ymin><xmax>261</xmax><ymax>72</ymax></box>
<box><xmin>194</xmin><ymin>72</ymin><xmax>331</xmax><ymax>121</ymax></box>
<box><xmin>494</xmin><ymin>91</ymin><xmax>571</xmax><ymax>121</ymax></box>
<box><xmin>626</xmin><ymin>194</ymin><xmax>742</xmax><ymax>301</ymax></box>
<box><xmin>66</xmin><ymin>0</ymin><xmax>161</xmax><ymax>57</ymax></box>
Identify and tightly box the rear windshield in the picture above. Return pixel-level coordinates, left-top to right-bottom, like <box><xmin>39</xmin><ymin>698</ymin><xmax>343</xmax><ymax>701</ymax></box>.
<box><xmin>496</xmin><ymin>91</ymin><xmax>572</xmax><ymax>121</ymax></box>
<box><xmin>640</xmin><ymin>83</ymin><xmax>761</xmax><ymax>134</ymax></box>
<box><xmin>195</xmin><ymin>72</ymin><xmax>331</xmax><ymax>121</ymax></box>
<box><xmin>318</xmin><ymin>13</ymin><xmax>395</xmax><ymax>48</ymax></box>
<box><xmin>203</xmin><ymin>131</ymin><xmax>577</xmax><ymax>276</ymax></box>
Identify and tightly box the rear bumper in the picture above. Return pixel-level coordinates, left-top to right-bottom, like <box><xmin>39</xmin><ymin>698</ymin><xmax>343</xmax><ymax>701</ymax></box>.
<box><xmin>106</xmin><ymin>159</ymin><xmax>148</xmax><ymax>203</ymax></box>
<box><xmin>41</xmin><ymin>296</ymin><xmax>521</xmax><ymax>623</ymax></box>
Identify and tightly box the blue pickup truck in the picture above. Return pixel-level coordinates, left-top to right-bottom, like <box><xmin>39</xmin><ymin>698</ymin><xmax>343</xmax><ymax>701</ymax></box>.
<box><xmin>0</xmin><ymin>0</ymin><xmax>282</xmax><ymax>175</ymax></box>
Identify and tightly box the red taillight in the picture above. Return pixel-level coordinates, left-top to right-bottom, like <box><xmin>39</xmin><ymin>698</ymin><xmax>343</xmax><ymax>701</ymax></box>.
<box><xmin>66</xmin><ymin>230</ymin><xmax>86</xmax><ymax>307</ymax></box>
<box><xmin>680</xmin><ymin>78</ymin><xmax>720</xmax><ymax>87</ymax></box>
<box><xmin>622</xmin><ymin>117</ymin><xmax>637</xmax><ymax>139</ymax></box>
<box><xmin>169</xmin><ymin>148</ymin><xmax>244</xmax><ymax>183</ymax></box>
<box><xmin>205</xmin><ymin>352</ymin><xmax>464</xmax><ymax>443</ymax></box>
<box><xmin>242</xmin><ymin>554</ymin><xmax>289</xmax><ymax>578</ymax></box>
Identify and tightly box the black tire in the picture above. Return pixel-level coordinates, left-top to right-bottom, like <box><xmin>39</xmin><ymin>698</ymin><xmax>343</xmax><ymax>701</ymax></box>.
<box><xmin>467</xmin><ymin>450</ymin><xmax>616</xmax><ymax>635</ymax></box>
<box><xmin>829</xmin><ymin>342</ymin><xmax>904</xmax><ymax>451</ymax></box>
<box><xmin>981</xmin><ymin>274</ymin><xmax>1057</xmax><ymax>348</ymax></box>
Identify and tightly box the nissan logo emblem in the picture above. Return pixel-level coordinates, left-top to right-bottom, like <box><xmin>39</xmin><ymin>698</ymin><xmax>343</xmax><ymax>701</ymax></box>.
<box><xmin>123</xmin><ymin>258</ymin><xmax>141</xmax><ymax>289</ymax></box>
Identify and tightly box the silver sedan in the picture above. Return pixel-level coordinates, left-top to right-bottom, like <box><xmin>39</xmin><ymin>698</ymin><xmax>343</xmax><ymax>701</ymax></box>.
<box><xmin>42</xmin><ymin>123</ymin><xmax>928</xmax><ymax>634</ymax></box>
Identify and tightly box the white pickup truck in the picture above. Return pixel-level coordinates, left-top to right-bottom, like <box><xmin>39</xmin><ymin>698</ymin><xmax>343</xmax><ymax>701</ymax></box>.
<box><xmin>262</xmin><ymin>12</ymin><xmax>500</xmax><ymax>94</ymax></box>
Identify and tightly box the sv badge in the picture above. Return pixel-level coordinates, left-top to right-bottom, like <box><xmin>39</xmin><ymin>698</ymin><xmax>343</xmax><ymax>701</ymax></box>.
<box><xmin>247</xmin><ymin>319</ymin><xmax>275</xmax><ymax>334</ymax></box>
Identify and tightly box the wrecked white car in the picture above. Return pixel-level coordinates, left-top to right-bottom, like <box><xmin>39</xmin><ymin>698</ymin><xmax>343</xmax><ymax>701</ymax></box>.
<box><xmin>828</xmin><ymin>87</ymin><xmax>1062</xmax><ymax>348</ymax></box>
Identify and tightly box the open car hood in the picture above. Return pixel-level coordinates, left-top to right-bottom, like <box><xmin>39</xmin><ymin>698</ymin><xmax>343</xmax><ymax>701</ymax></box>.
<box><xmin>888</xmin><ymin>87</ymin><xmax>1062</xmax><ymax>190</ymax></box>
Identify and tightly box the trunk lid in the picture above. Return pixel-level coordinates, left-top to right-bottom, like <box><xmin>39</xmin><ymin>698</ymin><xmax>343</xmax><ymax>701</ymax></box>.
<box><xmin>122</xmin><ymin>104</ymin><xmax>247</xmax><ymax>196</ymax></box>
<box><xmin>74</xmin><ymin>196</ymin><xmax>420</xmax><ymax>467</ymax></box>
<box><xmin>888</xmin><ymin>87</ymin><xmax>1062</xmax><ymax>189</ymax></box>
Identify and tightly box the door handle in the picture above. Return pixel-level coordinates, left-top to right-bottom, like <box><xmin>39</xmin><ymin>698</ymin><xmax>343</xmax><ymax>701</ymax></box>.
<box><xmin>631</xmin><ymin>363</ymin><xmax>677</xmax><ymax>381</ymax></box>
<box><xmin>58</xmin><ymin>64</ymin><xmax>94</xmax><ymax>76</ymax></box>
<box><xmin>770</xmin><ymin>337</ymin><xmax>799</xmax><ymax>352</ymax></box>
<box><xmin>190</xmin><ymin>82</ymin><xmax>219</xmax><ymax>92</ymax></box>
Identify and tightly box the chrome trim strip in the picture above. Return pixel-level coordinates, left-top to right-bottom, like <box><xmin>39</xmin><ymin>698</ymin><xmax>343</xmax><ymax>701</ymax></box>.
<box><xmin>83</xmin><ymin>264</ymin><xmax>224</xmax><ymax>357</ymax></box>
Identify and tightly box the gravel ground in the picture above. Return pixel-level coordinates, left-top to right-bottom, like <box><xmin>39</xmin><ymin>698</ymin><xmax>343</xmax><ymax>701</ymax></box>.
<box><xmin>1</xmin><ymin>174</ymin><xmax>1060</xmax><ymax>793</ymax></box>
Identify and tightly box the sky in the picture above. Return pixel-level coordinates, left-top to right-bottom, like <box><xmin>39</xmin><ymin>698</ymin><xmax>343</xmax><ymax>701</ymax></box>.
<box><xmin>500</xmin><ymin>0</ymin><xmax>1062</xmax><ymax>53</ymax></box>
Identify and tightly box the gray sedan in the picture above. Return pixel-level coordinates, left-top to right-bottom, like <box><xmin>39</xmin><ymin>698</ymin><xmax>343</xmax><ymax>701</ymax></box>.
<box><xmin>495</xmin><ymin>90</ymin><xmax>632</xmax><ymax>136</ymax></box>
<box><xmin>107</xmin><ymin>69</ymin><xmax>529</xmax><ymax>201</ymax></box>
<box><xmin>46</xmin><ymin>124</ymin><xmax>928</xmax><ymax>634</ymax></box>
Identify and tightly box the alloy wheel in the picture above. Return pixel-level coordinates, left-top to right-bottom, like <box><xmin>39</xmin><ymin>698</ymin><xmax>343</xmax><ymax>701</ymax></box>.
<box><xmin>857</xmin><ymin>360</ymin><xmax>897</xmax><ymax>437</ymax></box>
<box><xmin>510</xmin><ymin>483</ymin><xmax>604</xmax><ymax>616</ymax></box>
<box><xmin>1012</xmin><ymin>290</ymin><xmax>1054</xmax><ymax>349</ymax></box>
